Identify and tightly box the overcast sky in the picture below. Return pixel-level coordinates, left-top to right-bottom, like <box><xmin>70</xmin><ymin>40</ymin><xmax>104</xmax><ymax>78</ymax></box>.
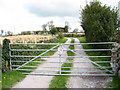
<box><xmin>0</xmin><ymin>0</ymin><xmax>119</xmax><ymax>34</ymax></box>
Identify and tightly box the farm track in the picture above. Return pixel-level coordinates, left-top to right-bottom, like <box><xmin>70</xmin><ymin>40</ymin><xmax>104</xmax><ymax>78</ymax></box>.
<box><xmin>12</xmin><ymin>38</ymin><xmax>71</xmax><ymax>88</ymax></box>
<box><xmin>66</xmin><ymin>38</ymin><xmax>112</xmax><ymax>88</ymax></box>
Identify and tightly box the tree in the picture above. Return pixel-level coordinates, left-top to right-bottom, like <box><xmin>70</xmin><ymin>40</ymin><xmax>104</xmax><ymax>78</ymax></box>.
<box><xmin>7</xmin><ymin>31</ymin><xmax>13</xmax><ymax>36</ymax></box>
<box><xmin>81</xmin><ymin>1</ymin><xmax>117</xmax><ymax>48</ymax></box>
<box><xmin>64</xmin><ymin>26</ymin><xmax>68</xmax><ymax>32</ymax></box>
<box><xmin>42</xmin><ymin>24</ymin><xmax>48</xmax><ymax>35</ymax></box>
<box><xmin>21</xmin><ymin>31</ymin><xmax>31</xmax><ymax>35</ymax></box>
<box><xmin>47</xmin><ymin>21</ymin><xmax>54</xmax><ymax>31</ymax></box>
<box><xmin>65</xmin><ymin>21</ymin><xmax>69</xmax><ymax>26</ymax></box>
<box><xmin>1</xmin><ymin>30</ymin><xmax>4</xmax><ymax>36</ymax></box>
<box><xmin>57</xmin><ymin>33</ymin><xmax>64</xmax><ymax>39</ymax></box>
<box><xmin>56</xmin><ymin>27</ymin><xmax>64</xmax><ymax>32</ymax></box>
<box><xmin>73</xmin><ymin>28</ymin><xmax>78</xmax><ymax>33</ymax></box>
<box><xmin>42</xmin><ymin>24</ymin><xmax>47</xmax><ymax>32</ymax></box>
<box><xmin>64</xmin><ymin>21</ymin><xmax>69</xmax><ymax>32</ymax></box>
<box><xmin>50</xmin><ymin>27</ymin><xmax>57</xmax><ymax>35</ymax></box>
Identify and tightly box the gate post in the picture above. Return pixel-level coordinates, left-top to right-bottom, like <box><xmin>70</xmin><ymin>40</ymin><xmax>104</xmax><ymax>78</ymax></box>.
<box><xmin>111</xmin><ymin>43</ymin><xmax>120</xmax><ymax>76</ymax></box>
<box><xmin>9</xmin><ymin>43</ymin><xmax>12</xmax><ymax>70</ymax></box>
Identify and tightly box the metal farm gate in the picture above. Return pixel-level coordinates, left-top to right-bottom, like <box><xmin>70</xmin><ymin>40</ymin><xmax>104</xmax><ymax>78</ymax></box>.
<box><xmin>9</xmin><ymin>42</ymin><xmax>116</xmax><ymax>76</ymax></box>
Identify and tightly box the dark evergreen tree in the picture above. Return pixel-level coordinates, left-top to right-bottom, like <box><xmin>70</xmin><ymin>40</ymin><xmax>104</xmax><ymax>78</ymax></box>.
<box><xmin>81</xmin><ymin>1</ymin><xmax>117</xmax><ymax>48</ymax></box>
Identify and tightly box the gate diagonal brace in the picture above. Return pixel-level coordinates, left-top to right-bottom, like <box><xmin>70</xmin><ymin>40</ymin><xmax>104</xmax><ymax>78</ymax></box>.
<box><xmin>15</xmin><ymin>44</ymin><xmax>59</xmax><ymax>70</ymax></box>
<box><xmin>67</xmin><ymin>48</ymin><xmax>113</xmax><ymax>74</ymax></box>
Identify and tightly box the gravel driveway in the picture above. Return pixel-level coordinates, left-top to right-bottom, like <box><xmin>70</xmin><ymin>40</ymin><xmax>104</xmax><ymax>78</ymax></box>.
<box><xmin>13</xmin><ymin>38</ymin><xmax>71</xmax><ymax>88</ymax></box>
<box><xmin>66</xmin><ymin>38</ymin><xmax>112</xmax><ymax>88</ymax></box>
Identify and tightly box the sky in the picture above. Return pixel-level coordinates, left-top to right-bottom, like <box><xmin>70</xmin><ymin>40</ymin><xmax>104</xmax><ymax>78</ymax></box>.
<box><xmin>0</xmin><ymin>0</ymin><xmax>120</xmax><ymax>34</ymax></box>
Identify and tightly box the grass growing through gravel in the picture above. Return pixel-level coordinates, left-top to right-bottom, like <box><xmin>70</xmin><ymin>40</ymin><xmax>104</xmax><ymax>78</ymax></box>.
<box><xmin>2</xmin><ymin>37</ymin><xmax>68</xmax><ymax>88</ymax></box>
<box><xmin>49</xmin><ymin>39</ymin><xmax>75</xmax><ymax>88</ymax></box>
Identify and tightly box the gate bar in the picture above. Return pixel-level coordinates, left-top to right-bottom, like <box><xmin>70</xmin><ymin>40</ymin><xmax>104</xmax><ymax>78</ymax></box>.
<box><xmin>10</xmin><ymin>49</ymin><xmax>112</xmax><ymax>51</ymax></box>
<box><xmin>11</xmin><ymin>55</ymin><xmax>111</xmax><ymax>58</ymax></box>
<box><xmin>9</xmin><ymin>42</ymin><xmax>116</xmax><ymax>45</ymax></box>
<box><xmin>41</xmin><ymin>66</ymin><xmax>112</xmax><ymax>69</ymax></box>
<box><xmin>15</xmin><ymin>44</ymin><xmax>59</xmax><ymax>70</ymax></box>
<box><xmin>11</xmin><ymin>61</ymin><xmax>111</xmax><ymax>63</ymax></box>
<box><xmin>11</xmin><ymin>65</ymin><xmax>112</xmax><ymax>69</ymax></box>
<box><xmin>68</xmin><ymin>48</ymin><xmax>113</xmax><ymax>73</ymax></box>
<box><xmin>21</xmin><ymin>73</ymin><xmax>115</xmax><ymax>76</ymax></box>
<box><xmin>13</xmin><ymin>69</ymin><xmax>112</xmax><ymax>73</ymax></box>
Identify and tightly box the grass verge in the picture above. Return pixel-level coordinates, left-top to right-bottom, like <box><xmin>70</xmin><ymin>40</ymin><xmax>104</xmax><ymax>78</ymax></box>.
<box><xmin>49</xmin><ymin>38</ymin><xmax>75</xmax><ymax>88</ymax></box>
<box><xmin>108</xmin><ymin>76</ymin><xmax>120</xmax><ymax>88</ymax></box>
<box><xmin>2</xmin><ymin>37</ymin><xmax>68</xmax><ymax>88</ymax></box>
<box><xmin>2</xmin><ymin>71</ymin><xmax>25</xmax><ymax>88</ymax></box>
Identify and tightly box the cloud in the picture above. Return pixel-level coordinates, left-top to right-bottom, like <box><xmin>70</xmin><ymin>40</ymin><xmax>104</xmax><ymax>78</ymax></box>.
<box><xmin>25</xmin><ymin>0</ymin><xmax>80</xmax><ymax>17</ymax></box>
<box><xmin>0</xmin><ymin>0</ymin><xmax>119</xmax><ymax>34</ymax></box>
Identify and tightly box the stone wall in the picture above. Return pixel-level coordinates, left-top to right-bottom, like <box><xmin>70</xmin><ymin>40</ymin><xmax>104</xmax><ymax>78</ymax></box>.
<box><xmin>111</xmin><ymin>43</ymin><xmax>120</xmax><ymax>76</ymax></box>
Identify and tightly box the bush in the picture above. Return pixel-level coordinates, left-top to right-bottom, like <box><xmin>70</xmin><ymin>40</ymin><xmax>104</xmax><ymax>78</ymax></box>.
<box><xmin>81</xmin><ymin>1</ymin><xmax>117</xmax><ymax>48</ymax></box>
<box><xmin>57</xmin><ymin>33</ymin><xmax>64</xmax><ymax>39</ymax></box>
<box><xmin>44</xmin><ymin>38</ymin><xmax>58</xmax><ymax>43</ymax></box>
<box><xmin>63</xmin><ymin>33</ymin><xmax>85</xmax><ymax>37</ymax></box>
<box><xmin>2</xmin><ymin>38</ymin><xmax>11</xmax><ymax>72</ymax></box>
<box><xmin>50</xmin><ymin>27</ymin><xmax>58</xmax><ymax>35</ymax></box>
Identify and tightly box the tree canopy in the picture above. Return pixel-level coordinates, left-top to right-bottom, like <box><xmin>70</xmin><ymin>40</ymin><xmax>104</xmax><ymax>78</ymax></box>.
<box><xmin>81</xmin><ymin>1</ymin><xmax>117</xmax><ymax>44</ymax></box>
<box><xmin>50</xmin><ymin>27</ymin><xmax>57</xmax><ymax>35</ymax></box>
